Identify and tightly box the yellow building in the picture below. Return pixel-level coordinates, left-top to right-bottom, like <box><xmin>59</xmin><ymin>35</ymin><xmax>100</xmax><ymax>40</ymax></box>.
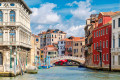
<box><xmin>29</xmin><ymin>34</ymin><xmax>40</xmax><ymax>66</ymax></box>
<box><xmin>40</xmin><ymin>49</ymin><xmax>44</xmax><ymax>61</ymax></box>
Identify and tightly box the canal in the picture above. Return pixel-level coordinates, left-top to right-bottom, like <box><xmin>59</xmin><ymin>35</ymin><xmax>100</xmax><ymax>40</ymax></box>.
<box><xmin>0</xmin><ymin>66</ymin><xmax>120</xmax><ymax>80</ymax></box>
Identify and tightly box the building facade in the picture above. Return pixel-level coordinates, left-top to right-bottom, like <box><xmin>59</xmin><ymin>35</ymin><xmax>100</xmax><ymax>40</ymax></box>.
<box><xmin>40</xmin><ymin>49</ymin><xmax>44</xmax><ymax>61</ymax></box>
<box><xmin>65</xmin><ymin>36</ymin><xmax>85</xmax><ymax>57</ymax></box>
<box><xmin>58</xmin><ymin>39</ymin><xmax>68</xmax><ymax>56</ymax></box>
<box><xmin>38</xmin><ymin>29</ymin><xmax>66</xmax><ymax>49</ymax></box>
<box><xmin>43</xmin><ymin>45</ymin><xmax>58</xmax><ymax>58</ymax></box>
<box><xmin>92</xmin><ymin>12</ymin><xmax>119</xmax><ymax>69</ymax></box>
<box><xmin>84</xmin><ymin>14</ymin><xmax>98</xmax><ymax>67</ymax></box>
<box><xmin>30</xmin><ymin>34</ymin><xmax>40</xmax><ymax>66</ymax></box>
<box><xmin>111</xmin><ymin>12</ymin><xmax>120</xmax><ymax>71</ymax></box>
<box><xmin>0</xmin><ymin>0</ymin><xmax>32</xmax><ymax>75</ymax></box>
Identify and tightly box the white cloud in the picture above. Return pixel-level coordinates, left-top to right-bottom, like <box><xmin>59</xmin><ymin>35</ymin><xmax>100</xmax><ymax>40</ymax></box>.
<box><xmin>31</xmin><ymin>3</ymin><xmax>60</xmax><ymax>24</ymax></box>
<box><xmin>65</xmin><ymin>25</ymin><xmax>85</xmax><ymax>37</ymax></box>
<box><xmin>35</xmin><ymin>25</ymin><xmax>44</xmax><ymax>30</ymax></box>
<box><xmin>67</xmin><ymin>0</ymin><xmax>96</xmax><ymax>20</ymax></box>
<box><xmin>31</xmin><ymin>0</ymin><xmax>96</xmax><ymax>37</ymax></box>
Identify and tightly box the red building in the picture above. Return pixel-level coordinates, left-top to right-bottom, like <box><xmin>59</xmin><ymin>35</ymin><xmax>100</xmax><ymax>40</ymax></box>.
<box><xmin>92</xmin><ymin>12</ymin><xmax>119</xmax><ymax>69</ymax></box>
<box><xmin>65</xmin><ymin>38</ymin><xmax>73</xmax><ymax>56</ymax></box>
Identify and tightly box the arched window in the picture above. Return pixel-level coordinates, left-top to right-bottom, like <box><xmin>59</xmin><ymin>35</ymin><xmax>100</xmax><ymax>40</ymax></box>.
<box><xmin>10</xmin><ymin>11</ymin><xmax>15</xmax><ymax>22</ymax></box>
<box><xmin>10</xmin><ymin>30</ymin><xmax>16</xmax><ymax>42</ymax></box>
<box><xmin>0</xmin><ymin>11</ymin><xmax>3</xmax><ymax>22</ymax></box>
<box><xmin>0</xmin><ymin>52</ymin><xmax>3</xmax><ymax>65</ymax></box>
<box><xmin>0</xmin><ymin>29</ymin><xmax>3</xmax><ymax>42</ymax></box>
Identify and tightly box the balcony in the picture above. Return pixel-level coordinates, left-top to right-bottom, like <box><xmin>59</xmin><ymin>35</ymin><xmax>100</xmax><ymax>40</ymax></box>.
<box><xmin>0</xmin><ymin>22</ymin><xmax>31</xmax><ymax>32</ymax></box>
<box><xmin>0</xmin><ymin>41</ymin><xmax>31</xmax><ymax>48</ymax></box>
<box><xmin>111</xmin><ymin>48</ymin><xmax>120</xmax><ymax>53</ymax></box>
<box><xmin>96</xmin><ymin>46</ymin><xmax>102</xmax><ymax>52</ymax></box>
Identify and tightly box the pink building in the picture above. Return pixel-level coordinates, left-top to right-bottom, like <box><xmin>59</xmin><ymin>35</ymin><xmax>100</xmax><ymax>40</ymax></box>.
<box><xmin>43</xmin><ymin>45</ymin><xmax>58</xmax><ymax>58</ymax></box>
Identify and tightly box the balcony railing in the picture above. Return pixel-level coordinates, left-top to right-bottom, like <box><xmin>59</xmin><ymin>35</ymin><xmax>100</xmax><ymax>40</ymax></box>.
<box><xmin>111</xmin><ymin>48</ymin><xmax>120</xmax><ymax>52</ymax></box>
<box><xmin>0</xmin><ymin>41</ymin><xmax>31</xmax><ymax>48</ymax></box>
<box><xmin>96</xmin><ymin>46</ymin><xmax>102</xmax><ymax>52</ymax></box>
<box><xmin>0</xmin><ymin>22</ymin><xmax>31</xmax><ymax>32</ymax></box>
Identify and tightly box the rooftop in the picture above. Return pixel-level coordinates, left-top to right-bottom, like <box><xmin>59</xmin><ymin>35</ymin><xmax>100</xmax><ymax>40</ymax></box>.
<box><xmin>101</xmin><ymin>11</ymin><xmax>120</xmax><ymax>16</ymax></box>
<box><xmin>38</xmin><ymin>29</ymin><xmax>66</xmax><ymax>35</ymax></box>
<box><xmin>59</xmin><ymin>36</ymin><xmax>85</xmax><ymax>42</ymax></box>
<box><xmin>0</xmin><ymin>0</ymin><xmax>32</xmax><ymax>14</ymax></box>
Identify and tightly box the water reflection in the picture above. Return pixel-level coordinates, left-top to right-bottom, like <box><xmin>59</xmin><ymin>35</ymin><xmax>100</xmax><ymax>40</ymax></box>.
<box><xmin>0</xmin><ymin>67</ymin><xmax>120</xmax><ymax>80</ymax></box>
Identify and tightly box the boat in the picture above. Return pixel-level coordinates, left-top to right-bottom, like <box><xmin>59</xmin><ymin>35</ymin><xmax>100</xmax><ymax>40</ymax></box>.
<box><xmin>26</xmin><ymin>66</ymin><xmax>38</xmax><ymax>74</ymax></box>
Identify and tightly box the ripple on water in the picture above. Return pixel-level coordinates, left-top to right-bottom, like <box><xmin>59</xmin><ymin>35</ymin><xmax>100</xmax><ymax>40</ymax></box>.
<box><xmin>0</xmin><ymin>67</ymin><xmax>120</xmax><ymax>80</ymax></box>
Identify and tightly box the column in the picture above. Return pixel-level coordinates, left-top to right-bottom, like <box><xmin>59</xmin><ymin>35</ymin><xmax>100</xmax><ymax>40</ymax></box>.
<box><xmin>8</xmin><ymin>30</ymin><xmax>10</xmax><ymax>42</ymax></box>
<box><xmin>3</xmin><ymin>29</ymin><xmax>5</xmax><ymax>42</ymax></box>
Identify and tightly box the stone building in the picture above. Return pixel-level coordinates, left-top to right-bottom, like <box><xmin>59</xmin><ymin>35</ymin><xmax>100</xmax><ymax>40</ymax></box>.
<box><xmin>84</xmin><ymin>14</ymin><xmax>98</xmax><ymax>67</ymax></box>
<box><xmin>58</xmin><ymin>39</ymin><xmax>68</xmax><ymax>56</ymax></box>
<box><xmin>30</xmin><ymin>34</ymin><xmax>40</xmax><ymax>66</ymax></box>
<box><xmin>38</xmin><ymin>29</ymin><xmax>66</xmax><ymax>49</ymax></box>
<box><xmin>43</xmin><ymin>45</ymin><xmax>58</xmax><ymax>58</ymax></box>
<box><xmin>92</xmin><ymin>11</ymin><xmax>119</xmax><ymax>70</ymax></box>
<box><xmin>0</xmin><ymin>0</ymin><xmax>32</xmax><ymax>76</ymax></box>
<box><xmin>65</xmin><ymin>36</ymin><xmax>85</xmax><ymax>57</ymax></box>
<box><xmin>111</xmin><ymin>12</ymin><xmax>120</xmax><ymax>71</ymax></box>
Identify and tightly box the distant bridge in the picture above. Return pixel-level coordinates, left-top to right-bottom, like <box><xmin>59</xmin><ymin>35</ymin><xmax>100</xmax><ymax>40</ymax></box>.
<box><xmin>50</xmin><ymin>56</ymin><xmax>85</xmax><ymax>65</ymax></box>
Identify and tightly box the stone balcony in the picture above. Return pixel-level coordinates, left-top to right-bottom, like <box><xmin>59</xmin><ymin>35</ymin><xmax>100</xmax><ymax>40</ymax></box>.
<box><xmin>0</xmin><ymin>41</ymin><xmax>31</xmax><ymax>48</ymax></box>
<box><xmin>111</xmin><ymin>48</ymin><xmax>120</xmax><ymax>53</ymax></box>
<box><xmin>0</xmin><ymin>22</ymin><xmax>31</xmax><ymax>32</ymax></box>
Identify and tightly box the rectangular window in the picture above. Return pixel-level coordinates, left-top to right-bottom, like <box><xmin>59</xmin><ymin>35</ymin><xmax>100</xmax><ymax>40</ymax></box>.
<box><xmin>106</xmin><ymin>28</ymin><xmax>108</xmax><ymax>34</ymax></box>
<box><xmin>94</xmin><ymin>32</ymin><xmax>95</xmax><ymax>38</ymax></box>
<box><xmin>100</xmin><ymin>41</ymin><xmax>102</xmax><ymax>47</ymax></box>
<box><xmin>113</xmin><ymin>38</ymin><xmax>115</xmax><ymax>48</ymax></box>
<box><xmin>97</xmin><ymin>31</ymin><xmax>98</xmax><ymax>37</ymax></box>
<box><xmin>97</xmin><ymin>42</ymin><xmax>98</xmax><ymax>47</ymax></box>
<box><xmin>103</xmin><ymin>29</ymin><xmax>105</xmax><ymax>35</ymax></box>
<box><xmin>99</xmin><ymin>30</ymin><xmax>100</xmax><ymax>36</ymax></box>
<box><xmin>106</xmin><ymin>40</ymin><xmax>108</xmax><ymax>48</ymax></box>
<box><xmin>118</xmin><ymin>18</ymin><xmax>120</xmax><ymax>27</ymax></box>
<box><xmin>101</xmin><ymin>30</ymin><xmax>102</xmax><ymax>36</ymax></box>
<box><xmin>119</xmin><ymin>36</ymin><xmax>120</xmax><ymax>47</ymax></box>
<box><xmin>94</xmin><ymin>43</ymin><xmax>96</xmax><ymax>50</ymax></box>
<box><xmin>94</xmin><ymin>55</ymin><xmax>96</xmax><ymax>61</ymax></box>
<box><xmin>113</xmin><ymin>56</ymin><xmax>115</xmax><ymax>65</ymax></box>
<box><xmin>119</xmin><ymin>55</ymin><xmax>120</xmax><ymax>65</ymax></box>
<box><xmin>98</xmin><ymin>18</ymin><xmax>102</xmax><ymax>24</ymax></box>
<box><xmin>106</xmin><ymin>54</ymin><xmax>108</xmax><ymax>61</ymax></box>
<box><xmin>113</xmin><ymin>20</ymin><xmax>115</xmax><ymax>29</ymax></box>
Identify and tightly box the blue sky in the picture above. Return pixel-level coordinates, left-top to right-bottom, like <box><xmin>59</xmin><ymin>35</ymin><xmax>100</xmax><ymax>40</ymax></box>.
<box><xmin>24</xmin><ymin>0</ymin><xmax>120</xmax><ymax>37</ymax></box>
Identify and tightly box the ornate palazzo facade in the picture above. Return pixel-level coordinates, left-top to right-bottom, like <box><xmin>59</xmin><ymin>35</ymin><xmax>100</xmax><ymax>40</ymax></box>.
<box><xmin>0</xmin><ymin>0</ymin><xmax>32</xmax><ymax>75</ymax></box>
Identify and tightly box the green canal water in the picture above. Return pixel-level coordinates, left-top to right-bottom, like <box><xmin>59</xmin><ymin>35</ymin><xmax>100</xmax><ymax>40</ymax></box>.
<box><xmin>1</xmin><ymin>66</ymin><xmax>120</xmax><ymax>80</ymax></box>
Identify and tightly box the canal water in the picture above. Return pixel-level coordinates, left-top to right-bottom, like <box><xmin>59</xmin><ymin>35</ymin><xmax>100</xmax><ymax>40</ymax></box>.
<box><xmin>1</xmin><ymin>66</ymin><xmax>120</xmax><ymax>80</ymax></box>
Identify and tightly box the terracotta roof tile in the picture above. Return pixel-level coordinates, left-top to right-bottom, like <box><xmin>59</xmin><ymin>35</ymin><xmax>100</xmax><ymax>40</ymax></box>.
<box><xmin>101</xmin><ymin>11</ymin><xmax>120</xmax><ymax>16</ymax></box>
<box><xmin>38</xmin><ymin>29</ymin><xmax>66</xmax><ymax>35</ymax></box>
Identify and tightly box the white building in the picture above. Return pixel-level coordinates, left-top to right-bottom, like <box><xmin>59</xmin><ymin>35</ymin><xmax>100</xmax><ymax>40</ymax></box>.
<box><xmin>0</xmin><ymin>0</ymin><xmax>32</xmax><ymax>76</ymax></box>
<box><xmin>58</xmin><ymin>39</ymin><xmax>66</xmax><ymax>56</ymax></box>
<box><xmin>111</xmin><ymin>12</ymin><xmax>120</xmax><ymax>71</ymax></box>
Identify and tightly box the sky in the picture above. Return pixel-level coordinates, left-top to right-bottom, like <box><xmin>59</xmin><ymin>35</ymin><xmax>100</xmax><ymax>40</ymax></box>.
<box><xmin>24</xmin><ymin>0</ymin><xmax>120</xmax><ymax>37</ymax></box>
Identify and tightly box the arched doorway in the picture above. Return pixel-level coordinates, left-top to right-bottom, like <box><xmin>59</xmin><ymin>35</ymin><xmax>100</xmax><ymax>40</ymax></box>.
<box><xmin>0</xmin><ymin>52</ymin><xmax>3</xmax><ymax>65</ymax></box>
